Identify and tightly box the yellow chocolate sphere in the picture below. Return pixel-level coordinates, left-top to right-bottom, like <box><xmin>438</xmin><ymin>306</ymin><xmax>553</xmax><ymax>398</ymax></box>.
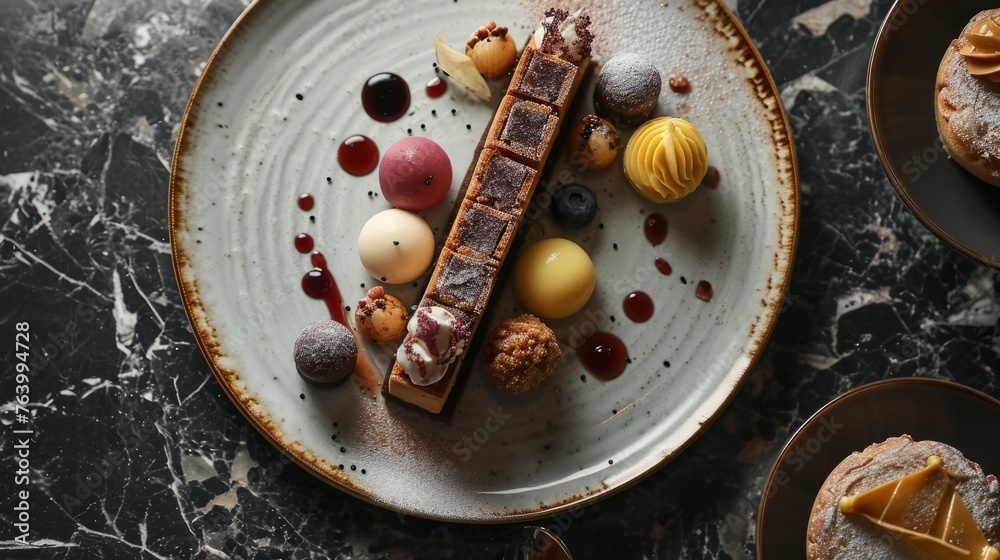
<box><xmin>624</xmin><ymin>117</ymin><xmax>708</xmax><ymax>203</ymax></box>
<box><xmin>514</xmin><ymin>238</ymin><xmax>595</xmax><ymax>319</ymax></box>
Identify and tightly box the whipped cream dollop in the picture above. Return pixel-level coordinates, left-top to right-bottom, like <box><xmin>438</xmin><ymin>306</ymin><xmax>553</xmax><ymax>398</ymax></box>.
<box><xmin>532</xmin><ymin>8</ymin><xmax>593</xmax><ymax>63</ymax></box>
<box><xmin>396</xmin><ymin>306</ymin><xmax>470</xmax><ymax>386</ymax></box>
<box><xmin>961</xmin><ymin>16</ymin><xmax>1000</xmax><ymax>82</ymax></box>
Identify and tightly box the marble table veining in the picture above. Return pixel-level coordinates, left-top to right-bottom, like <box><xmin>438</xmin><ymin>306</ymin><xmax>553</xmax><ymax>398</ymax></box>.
<box><xmin>1</xmin><ymin>0</ymin><xmax>998</xmax><ymax>558</ymax></box>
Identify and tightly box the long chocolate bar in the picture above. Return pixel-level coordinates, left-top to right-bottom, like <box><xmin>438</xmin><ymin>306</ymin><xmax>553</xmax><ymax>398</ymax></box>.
<box><xmin>388</xmin><ymin>39</ymin><xmax>591</xmax><ymax>414</ymax></box>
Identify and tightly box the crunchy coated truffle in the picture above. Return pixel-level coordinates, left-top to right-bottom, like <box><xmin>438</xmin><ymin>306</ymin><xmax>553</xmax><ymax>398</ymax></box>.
<box><xmin>593</xmin><ymin>53</ymin><xmax>662</xmax><ymax>126</ymax></box>
<box><xmin>293</xmin><ymin>320</ymin><xmax>357</xmax><ymax>384</ymax></box>
<box><xmin>354</xmin><ymin>286</ymin><xmax>409</xmax><ymax>344</ymax></box>
<box><xmin>483</xmin><ymin>314</ymin><xmax>560</xmax><ymax>394</ymax></box>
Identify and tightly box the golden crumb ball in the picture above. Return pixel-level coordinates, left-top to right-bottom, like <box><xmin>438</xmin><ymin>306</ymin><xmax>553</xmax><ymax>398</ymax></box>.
<box><xmin>484</xmin><ymin>314</ymin><xmax>560</xmax><ymax>394</ymax></box>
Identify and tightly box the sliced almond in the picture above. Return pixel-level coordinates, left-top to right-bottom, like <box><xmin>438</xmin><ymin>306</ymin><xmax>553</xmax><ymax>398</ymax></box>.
<box><xmin>434</xmin><ymin>35</ymin><xmax>491</xmax><ymax>102</ymax></box>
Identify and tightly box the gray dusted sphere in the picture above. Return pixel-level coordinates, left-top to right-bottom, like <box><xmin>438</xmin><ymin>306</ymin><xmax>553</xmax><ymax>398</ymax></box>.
<box><xmin>293</xmin><ymin>320</ymin><xmax>357</xmax><ymax>384</ymax></box>
<box><xmin>593</xmin><ymin>53</ymin><xmax>662</xmax><ymax>126</ymax></box>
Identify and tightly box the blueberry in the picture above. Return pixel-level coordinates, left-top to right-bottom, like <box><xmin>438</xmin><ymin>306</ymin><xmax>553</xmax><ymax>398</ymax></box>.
<box><xmin>551</xmin><ymin>183</ymin><xmax>597</xmax><ymax>229</ymax></box>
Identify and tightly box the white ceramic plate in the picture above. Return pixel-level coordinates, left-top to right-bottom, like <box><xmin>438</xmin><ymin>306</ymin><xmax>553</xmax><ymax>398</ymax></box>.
<box><xmin>170</xmin><ymin>0</ymin><xmax>797</xmax><ymax>522</ymax></box>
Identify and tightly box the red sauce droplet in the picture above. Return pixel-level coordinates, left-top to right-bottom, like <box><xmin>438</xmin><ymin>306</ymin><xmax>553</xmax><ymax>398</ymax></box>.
<box><xmin>703</xmin><ymin>166</ymin><xmax>720</xmax><ymax>189</ymax></box>
<box><xmin>294</xmin><ymin>233</ymin><xmax>314</xmax><ymax>253</ymax></box>
<box><xmin>668</xmin><ymin>75</ymin><xmax>691</xmax><ymax>94</ymax></box>
<box><xmin>301</xmin><ymin>252</ymin><xmax>347</xmax><ymax>326</ymax></box>
<box><xmin>644</xmin><ymin>213</ymin><xmax>668</xmax><ymax>246</ymax></box>
<box><xmin>298</xmin><ymin>193</ymin><xmax>314</xmax><ymax>211</ymax></box>
<box><xmin>361</xmin><ymin>72</ymin><xmax>410</xmax><ymax>122</ymax></box>
<box><xmin>623</xmin><ymin>291</ymin><xmax>654</xmax><ymax>322</ymax></box>
<box><xmin>579</xmin><ymin>332</ymin><xmax>628</xmax><ymax>381</ymax></box>
<box><xmin>655</xmin><ymin>258</ymin><xmax>672</xmax><ymax>275</ymax></box>
<box><xmin>426</xmin><ymin>76</ymin><xmax>447</xmax><ymax>99</ymax></box>
<box><xmin>696</xmin><ymin>280</ymin><xmax>714</xmax><ymax>302</ymax></box>
<box><xmin>338</xmin><ymin>135</ymin><xmax>379</xmax><ymax>176</ymax></box>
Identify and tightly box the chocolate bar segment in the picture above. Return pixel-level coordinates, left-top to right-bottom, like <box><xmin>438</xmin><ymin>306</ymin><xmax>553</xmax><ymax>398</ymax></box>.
<box><xmin>426</xmin><ymin>248</ymin><xmax>497</xmax><ymax>315</ymax></box>
<box><xmin>487</xmin><ymin>97</ymin><xmax>559</xmax><ymax>166</ymax></box>
<box><xmin>466</xmin><ymin>148</ymin><xmax>536</xmax><ymax>214</ymax></box>
<box><xmin>509</xmin><ymin>47</ymin><xmax>577</xmax><ymax>109</ymax></box>
<box><xmin>446</xmin><ymin>201</ymin><xmax>517</xmax><ymax>261</ymax></box>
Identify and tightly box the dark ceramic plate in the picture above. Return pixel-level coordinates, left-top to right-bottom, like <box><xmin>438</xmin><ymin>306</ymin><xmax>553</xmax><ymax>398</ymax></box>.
<box><xmin>868</xmin><ymin>0</ymin><xmax>1000</xmax><ymax>267</ymax></box>
<box><xmin>756</xmin><ymin>378</ymin><xmax>1000</xmax><ymax>558</ymax></box>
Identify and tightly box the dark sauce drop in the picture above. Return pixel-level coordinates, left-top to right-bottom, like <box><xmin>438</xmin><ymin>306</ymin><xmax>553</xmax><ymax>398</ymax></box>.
<box><xmin>696</xmin><ymin>280</ymin><xmax>714</xmax><ymax>302</ymax></box>
<box><xmin>361</xmin><ymin>72</ymin><xmax>410</xmax><ymax>122</ymax></box>
<box><xmin>294</xmin><ymin>233</ymin><xmax>314</xmax><ymax>254</ymax></box>
<box><xmin>301</xmin><ymin>252</ymin><xmax>347</xmax><ymax>326</ymax></box>
<box><xmin>623</xmin><ymin>291</ymin><xmax>654</xmax><ymax>322</ymax></box>
<box><xmin>426</xmin><ymin>77</ymin><xmax>447</xmax><ymax>99</ymax></box>
<box><xmin>654</xmin><ymin>257</ymin><xmax>672</xmax><ymax>275</ymax></box>
<box><xmin>668</xmin><ymin>75</ymin><xmax>691</xmax><ymax>94</ymax></box>
<box><xmin>644</xmin><ymin>213</ymin><xmax>667</xmax><ymax>246</ymax></box>
<box><xmin>579</xmin><ymin>332</ymin><xmax>628</xmax><ymax>381</ymax></box>
<box><xmin>337</xmin><ymin>135</ymin><xmax>379</xmax><ymax>176</ymax></box>
<box><xmin>703</xmin><ymin>166</ymin><xmax>720</xmax><ymax>189</ymax></box>
<box><xmin>298</xmin><ymin>193</ymin><xmax>315</xmax><ymax>211</ymax></box>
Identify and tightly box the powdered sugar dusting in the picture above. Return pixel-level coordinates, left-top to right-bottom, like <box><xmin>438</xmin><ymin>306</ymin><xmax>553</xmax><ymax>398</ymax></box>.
<box><xmin>807</xmin><ymin>437</ymin><xmax>1000</xmax><ymax>559</ymax></box>
<box><xmin>596</xmin><ymin>52</ymin><xmax>662</xmax><ymax>113</ymax></box>
<box><xmin>292</xmin><ymin>320</ymin><xmax>356</xmax><ymax>381</ymax></box>
<box><xmin>938</xmin><ymin>42</ymin><xmax>1000</xmax><ymax>177</ymax></box>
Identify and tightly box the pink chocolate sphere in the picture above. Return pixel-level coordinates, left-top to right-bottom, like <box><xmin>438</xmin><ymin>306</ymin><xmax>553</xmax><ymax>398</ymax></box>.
<box><xmin>378</xmin><ymin>137</ymin><xmax>453</xmax><ymax>211</ymax></box>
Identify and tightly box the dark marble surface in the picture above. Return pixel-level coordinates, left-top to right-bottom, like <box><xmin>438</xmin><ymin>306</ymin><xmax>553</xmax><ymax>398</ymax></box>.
<box><xmin>1</xmin><ymin>0</ymin><xmax>999</xmax><ymax>558</ymax></box>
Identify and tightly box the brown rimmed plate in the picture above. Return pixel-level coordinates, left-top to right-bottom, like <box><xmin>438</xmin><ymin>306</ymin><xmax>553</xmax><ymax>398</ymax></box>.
<box><xmin>169</xmin><ymin>0</ymin><xmax>798</xmax><ymax>522</ymax></box>
<box><xmin>757</xmin><ymin>377</ymin><xmax>1000</xmax><ymax>558</ymax></box>
<box><xmin>868</xmin><ymin>0</ymin><xmax>1000</xmax><ymax>268</ymax></box>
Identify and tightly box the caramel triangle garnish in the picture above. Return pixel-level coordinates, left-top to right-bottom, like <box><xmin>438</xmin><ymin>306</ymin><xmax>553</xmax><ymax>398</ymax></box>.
<box><xmin>839</xmin><ymin>456</ymin><xmax>1000</xmax><ymax>560</ymax></box>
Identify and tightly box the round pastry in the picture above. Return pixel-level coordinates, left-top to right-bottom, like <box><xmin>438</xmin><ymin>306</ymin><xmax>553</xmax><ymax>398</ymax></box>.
<box><xmin>624</xmin><ymin>117</ymin><xmax>708</xmax><ymax>203</ymax></box>
<box><xmin>483</xmin><ymin>314</ymin><xmax>560</xmax><ymax>394</ymax></box>
<box><xmin>293</xmin><ymin>320</ymin><xmax>357</xmax><ymax>384</ymax></box>
<box><xmin>568</xmin><ymin>114</ymin><xmax>621</xmax><ymax>171</ymax></box>
<box><xmin>354</xmin><ymin>286</ymin><xmax>408</xmax><ymax>344</ymax></box>
<box><xmin>806</xmin><ymin>435</ymin><xmax>1000</xmax><ymax>560</ymax></box>
<box><xmin>593</xmin><ymin>53</ymin><xmax>661</xmax><ymax>126</ymax></box>
<box><xmin>935</xmin><ymin>10</ymin><xmax>1000</xmax><ymax>186</ymax></box>
<box><xmin>466</xmin><ymin>20</ymin><xmax>517</xmax><ymax>78</ymax></box>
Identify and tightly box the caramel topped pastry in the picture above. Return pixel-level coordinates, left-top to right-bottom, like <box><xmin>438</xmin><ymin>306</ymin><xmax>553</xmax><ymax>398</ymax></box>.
<box><xmin>840</xmin><ymin>456</ymin><xmax>1000</xmax><ymax>560</ymax></box>
<box><xmin>807</xmin><ymin>436</ymin><xmax>1000</xmax><ymax>560</ymax></box>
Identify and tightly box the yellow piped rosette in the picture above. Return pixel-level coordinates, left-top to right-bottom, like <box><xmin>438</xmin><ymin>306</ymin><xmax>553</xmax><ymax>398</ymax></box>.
<box><xmin>624</xmin><ymin>117</ymin><xmax>708</xmax><ymax>203</ymax></box>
